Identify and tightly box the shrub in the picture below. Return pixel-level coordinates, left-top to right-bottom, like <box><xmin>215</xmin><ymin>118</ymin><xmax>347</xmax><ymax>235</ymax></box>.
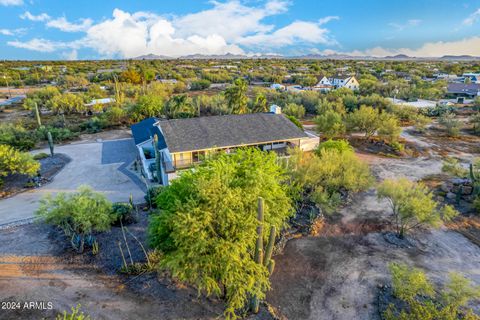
<box><xmin>144</xmin><ymin>186</ymin><xmax>164</xmax><ymax>208</ymax></box>
<box><xmin>37</xmin><ymin>126</ymin><xmax>79</xmax><ymax>143</ymax></box>
<box><xmin>190</xmin><ymin>79</ymin><xmax>211</xmax><ymax>90</ymax></box>
<box><xmin>33</xmin><ymin>152</ymin><xmax>49</xmax><ymax>160</ymax></box>
<box><xmin>56</xmin><ymin>304</ymin><xmax>91</xmax><ymax>320</ymax></box>
<box><xmin>287</xmin><ymin>147</ymin><xmax>373</xmax><ymax>213</ymax></box>
<box><xmin>80</xmin><ymin>116</ymin><xmax>108</xmax><ymax>133</ymax></box>
<box><xmin>0</xmin><ymin>144</ymin><xmax>40</xmax><ymax>185</ymax></box>
<box><xmin>315</xmin><ymin>139</ymin><xmax>353</xmax><ymax>156</ymax></box>
<box><xmin>36</xmin><ymin>185</ymin><xmax>115</xmax><ymax>253</ymax></box>
<box><xmin>112</xmin><ymin>202</ymin><xmax>136</xmax><ymax>224</ymax></box>
<box><xmin>384</xmin><ymin>263</ymin><xmax>480</xmax><ymax>320</ymax></box>
<box><xmin>0</xmin><ymin>123</ymin><xmax>38</xmax><ymax>150</ymax></box>
<box><xmin>439</xmin><ymin>112</ymin><xmax>461</xmax><ymax>137</ymax></box>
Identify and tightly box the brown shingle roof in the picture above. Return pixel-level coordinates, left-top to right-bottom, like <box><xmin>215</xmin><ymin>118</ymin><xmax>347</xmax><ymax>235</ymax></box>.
<box><xmin>157</xmin><ymin>113</ymin><xmax>308</xmax><ymax>153</ymax></box>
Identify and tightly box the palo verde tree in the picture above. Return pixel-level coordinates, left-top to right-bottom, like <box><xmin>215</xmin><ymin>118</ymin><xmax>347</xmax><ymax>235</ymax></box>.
<box><xmin>377</xmin><ymin>178</ymin><xmax>458</xmax><ymax>238</ymax></box>
<box><xmin>148</xmin><ymin>148</ymin><xmax>293</xmax><ymax>319</ymax></box>
<box><xmin>36</xmin><ymin>185</ymin><xmax>115</xmax><ymax>253</ymax></box>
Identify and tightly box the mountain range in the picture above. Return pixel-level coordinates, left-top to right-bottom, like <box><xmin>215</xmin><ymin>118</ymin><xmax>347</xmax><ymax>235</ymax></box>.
<box><xmin>133</xmin><ymin>53</ymin><xmax>480</xmax><ymax>61</ymax></box>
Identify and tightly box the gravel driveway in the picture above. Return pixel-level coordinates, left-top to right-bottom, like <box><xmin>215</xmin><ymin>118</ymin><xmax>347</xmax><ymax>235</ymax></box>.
<box><xmin>0</xmin><ymin>139</ymin><xmax>145</xmax><ymax>226</ymax></box>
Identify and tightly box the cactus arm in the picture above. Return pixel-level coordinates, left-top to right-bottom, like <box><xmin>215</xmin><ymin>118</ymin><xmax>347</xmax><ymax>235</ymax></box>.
<box><xmin>263</xmin><ymin>226</ymin><xmax>276</xmax><ymax>266</ymax></box>
<box><xmin>47</xmin><ymin>131</ymin><xmax>54</xmax><ymax>156</ymax></box>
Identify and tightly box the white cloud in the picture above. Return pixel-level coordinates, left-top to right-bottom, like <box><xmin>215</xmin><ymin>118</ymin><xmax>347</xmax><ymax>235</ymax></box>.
<box><xmin>328</xmin><ymin>36</ymin><xmax>480</xmax><ymax>57</ymax></box>
<box><xmin>46</xmin><ymin>17</ymin><xmax>93</xmax><ymax>32</ymax></box>
<box><xmin>9</xmin><ymin>1</ymin><xmax>338</xmax><ymax>58</ymax></box>
<box><xmin>20</xmin><ymin>11</ymin><xmax>50</xmax><ymax>21</ymax></box>
<box><xmin>0</xmin><ymin>28</ymin><xmax>26</xmax><ymax>36</ymax></box>
<box><xmin>7</xmin><ymin>38</ymin><xmax>81</xmax><ymax>52</ymax></box>
<box><xmin>0</xmin><ymin>0</ymin><xmax>22</xmax><ymax>6</ymax></box>
<box><xmin>463</xmin><ymin>8</ymin><xmax>480</xmax><ymax>26</ymax></box>
<box><xmin>388</xmin><ymin>19</ymin><xmax>421</xmax><ymax>31</ymax></box>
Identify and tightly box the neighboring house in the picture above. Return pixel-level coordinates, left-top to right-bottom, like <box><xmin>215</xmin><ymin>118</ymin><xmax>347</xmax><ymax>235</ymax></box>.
<box><xmin>447</xmin><ymin>83</ymin><xmax>480</xmax><ymax>98</ymax></box>
<box><xmin>286</xmin><ymin>85</ymin><xmax>304</xmax><ymax>93</ymax></box>
<box><xmin>329</xmin><ymin>75</ymin><xmax>359</xmax><ymax>90</ymax></box>
<box><xmin>85</xmin><ymin>97</ymin><xmax>115</xmax><ymax>107</ymax></box>
<box><xmin>462</xmin><ymin>73</ymin><xmax>480</xmax><ymax>84</ymax></box>
<box><xmin>157</xmin><ymin>78</ymin><xmax>178</xmax><ymax>84</ymax></box>
<box><xmin>131</xmin><ymin>107</ymin><xmax>310</xmax><ymax>185</ymax></box>
<box><xmin>270</xmin><ymin>83</ymin><xmax>286</xmax><ymax>91</ymax></box>
<box><xmin>313</xmin><ymin>75</ymin><xmax>333</xmax><ymax>92</ymax></box>
<box><xmin>388</xmin><ymin>98</ymin><xmax>437</xmax><ymax>109</ymax></box>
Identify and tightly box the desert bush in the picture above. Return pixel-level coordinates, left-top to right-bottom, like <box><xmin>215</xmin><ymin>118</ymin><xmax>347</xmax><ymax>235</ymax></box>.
<box><xmin>377</xmin><ymin>178</ymin><xmax>458</xmax><ymax>238</ymax></box>
<box><xmin>56</xmin><ymin>304</ymin><xmax>91</xmax><ymax>320</ymax></box>
<box><xmin>346</xmin><ymin>105</ymin><xmax>380</xmax><ymax>139</ymax></box>
<box><xmin>442</xmin><ymin>157</ymin><xmax>467</xmax><ymax>177</ymax></box>
<box><xmin>112</xmin><ymin>202</ymin><xmax>136</xmax><ymax>225</ymax></box>
<box><xmin>384</xmin><ymin>263</ymin><xmax>480</xmax><ymax>320</ymax></box>
<box><xmin>0</xmin><ymin>123</ymin><xmax>38</xmax><ymax>150</ymax></box>
<box><xmin>190</xmin><ymin>79</ymin><xmax>211</xmax><ymax>90</ymax></box>
<box><xmin>36</xmin><ymin>185</ymin><xmax>115</xmax><ymax>253</ymax></box>
<box><xmin>37</xmin><ymin>126</ymin><xmax>79</xmax><ymax>143</ymax></box>
<box><xmin>439</xmin><ymin>112</ymin><xmax>462</xmax><ymax>137</ymax></box>
<box><xmin>144</xmin><ymin>185</ymin><xmax>164</xmax><ymax>208</ymax></box>
<box><xmin>412</xmin><ymin>114</ymin><xmax>432</xmax><ymax>133</ymax></box>
<box><xmin>0</xmin><ymin>144</ymin><xmax>40</xmax><ymax>185</ymax></box>
<box><xmin>315</xmin><ymin>139</ymin><xmax>353</xmax><ymax>156</ymax></box>
<box><xmin>287</xmin><ymin>147</ymin><xmax>372</xmax><ymax>213</ymax></box>
<box><xmin>33</xmin><ymin>152</ymin><xmax>49</xmax><ymax>160</ymax></box>
<box><xmin>80</xmin><ymin>116</ymin><xmax>108</xmax><ymax>133</ymax></box>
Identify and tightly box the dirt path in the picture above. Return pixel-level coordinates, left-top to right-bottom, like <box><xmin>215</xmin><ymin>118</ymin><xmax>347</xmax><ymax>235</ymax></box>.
<box><xmin>267</xmin><ymin>136</ymin><xmax>480</xmax><ymax>319</ymax></box>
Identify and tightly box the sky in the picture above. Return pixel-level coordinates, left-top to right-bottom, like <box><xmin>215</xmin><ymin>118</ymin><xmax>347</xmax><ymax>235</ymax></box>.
<box><xmin>0</xmin><ymin>0</ymin><xmax>480</xmax><ymax>60</ymax></box>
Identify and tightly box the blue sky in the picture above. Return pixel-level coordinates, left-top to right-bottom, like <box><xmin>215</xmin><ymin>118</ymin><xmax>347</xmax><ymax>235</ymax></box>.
<box><xmin>1</xmin><ymin>0</ymin><xmax>480</xmax><ymax>60</ymax></box>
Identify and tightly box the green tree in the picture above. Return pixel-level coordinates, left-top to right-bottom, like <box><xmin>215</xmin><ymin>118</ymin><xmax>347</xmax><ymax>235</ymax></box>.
<box><xmin>36</xmin><ymin>185</ymin><xmax>115</xmax><ymax>253</ymax></box>
<box><xmin>377</xmin><ymin>178</ymin><xmax>458</xmax><ymax>238</ymax></box>
<box><xmin>165</xmin><ymin>94</ymin><xmax>195</xmax><ymax>118</ymax></box>
<box><xmin>225</xmin><ymin>78</ymin><xmax>249</xmax><ymax>114</ymax></box>
<box><xmin>315</xmin><ymin>139</ymin><xmax>353</xmax><ymax>156</ymax></box>
<box><xmin>48</xmin><ymin>93</ymin><xmax>86</xmax><ymax>114</ymax></box>
<box><xmin>314</xmin><ymin>110</ymin><xmax>346</xmax><ymax>139</ymax></box>
<box><xmin>378</xmin><ymin>113</ymin><xmax>402</xmax><ymax>144</ymax></box>
<box><xmin>128</xmin><ymin>94</ymin><xmax>164</xmax><ymax>122</ymax></box>
<box><xmin>0</xmin><ymin>144</ymin><xmax>40</xmax><ymax>184</ymax></box>
<box><xmin>148</xmin><ymin>148</ymin><xmax>293</xmax><ymax>319</ymax></box>
<box><xmin>283</xmin><ymin>103</ymin><xmax>305</xmax><ymax>119</ymax></box>
<box><xmin>251</xmin><ymin>93</ymin><xmax>268</xmax><ymax>113</ymax></box>
<box><xmin>346</xmin><ymin>105</ymin><xmax>380</xmax><ymax>139</ymax></box>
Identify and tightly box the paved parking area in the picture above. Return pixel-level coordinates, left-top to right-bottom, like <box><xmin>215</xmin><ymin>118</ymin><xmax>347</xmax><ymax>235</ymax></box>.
<box><xmin>0</xmin><ymin>139</ymin><xmax>145</xmax><ymax>226</ymax></box>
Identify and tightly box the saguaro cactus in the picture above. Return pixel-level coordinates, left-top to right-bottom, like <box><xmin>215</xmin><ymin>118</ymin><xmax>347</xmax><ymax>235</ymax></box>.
<box><xmin>251</xmin><ymin>197</ymin><xmax>277</xmax><ymax>314</ymax></box>
<box><xmin>47</xmin><ymin>131</ymin><xmax>54</xmax><ymax>156</ymax></box>
<box><xmin>34</xmin><ymin>102</ymin><xmax>42</xmax><ymax>127</ymax></box>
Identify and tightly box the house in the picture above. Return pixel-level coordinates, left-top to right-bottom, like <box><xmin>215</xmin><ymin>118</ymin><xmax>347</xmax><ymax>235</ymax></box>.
<box><xmin>85</xmin><ymin>98</ymin><xmax>115</xmax><ymax>108</ymax></box>
<box><xmin>313</xmin><ymin>75</ymin><xmax>333</xmax><ymax>92</ymax></box>
<box><xmin>462</xmin><ymin>73</ymin><xmax>480</xmax><ymax>84</ymax></box>
<box><xmin>131</xmin><ymin>107</ymin><xmax>311</xmax><ymax>185</ymax></box>
<box><xmin>270</xmin><ymin>83</ymin><xmax>286</xmax><ymax>91</ymax></box>
<box><xmin>388</xmin><ymin>98</ymin><xmax>437</xmax><ymax>109</ymax></box>
<box><xmin>329</xmin><ymin>75</ymin><xmax>359</xmax><ymax>90</ymax></box>
<box><xmin>447</xmin><ymin>83</ymin><xmax>480</xmax><ymax>98</ymax></box>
